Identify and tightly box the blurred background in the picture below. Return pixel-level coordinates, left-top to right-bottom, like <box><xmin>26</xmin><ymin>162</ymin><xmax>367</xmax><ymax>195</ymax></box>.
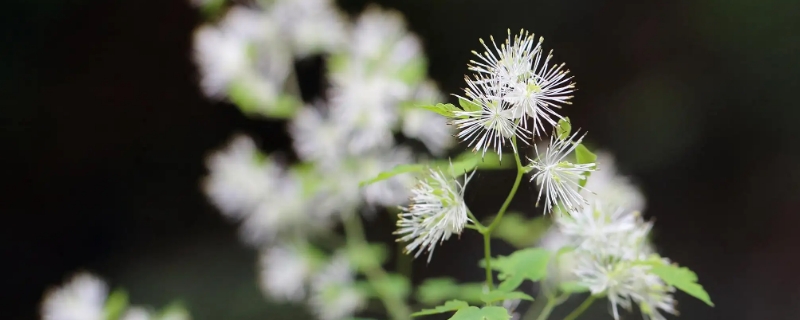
<box><xmin>3</xmin><ymin>0</ymin><xmax>799</xmax><ymax>319</ymax></box>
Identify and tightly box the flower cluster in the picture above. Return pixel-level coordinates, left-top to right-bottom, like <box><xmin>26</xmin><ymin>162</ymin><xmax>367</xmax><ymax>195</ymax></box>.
<box><xmin>40</xmin><ymin>272</ymin><xmax>190</xmax><ymax>320</ymax></box>
<box><xmin>541</xmin><ymin>152</ymin><xmax>678</xmax><ymax>320</ymax></box>
<box><xmin>195</xmin><ymin>2</ymin><xmax>454</xmax><ymax>319</ymax></box>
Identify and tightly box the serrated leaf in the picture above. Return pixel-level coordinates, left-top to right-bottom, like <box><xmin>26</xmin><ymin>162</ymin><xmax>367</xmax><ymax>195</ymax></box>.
<box><xmin>412</xmin><ymin>300</ymin><xmax>470</xmax><ymax>316</ymax></box>
<box><xmin>556</xmin><ymin>117</ymin><xmax>572</xmax><ymax>140</ymax></box>
<box><xmin>420</xmin><ymin>103</ymin><xmax>461</xmax><ymax>118</ymax></box>
<box><xmin>458</xmin><ymin>97</ymin><xmax>482</xmax><ymax>112</ymax></box>
<box><xmin>647</xmin><ymin>262</ymin><xmax>714</xmax><ymax>306</ymax></box>
<box><xmin>359</xmin><ymin>164</ymin><xmax>426</xmax><ymax>187</ymax></box>
<box><xmin>558</xmin><ymin>281</ymin><xmax>590</xmax><ymax>294</ymax></box>
<box><xmin>497</xmin><ymin>274</ymin><xmax>525</xmax><ymax>292</ymax></box>
<box><xmin>103</xmin><ymin>289</ymin><xmax>129</xmax><ymax>320</ymax></box>
<box><xmin>492</xmin><ymin>214</ymin><xmax>551</xmax><ymax>248</ymax></box>
<box><xmin>481</xmin><ymin>248</ymin><xmax>550</xmax><ymax>283</ymax></box>
<box><xmin>450</xmin><ymin>306</ymin><xmax>511</xmax><ymax>320</ymax></box>
<box><xmin>574</xmin><ymin>144</ymin><xmax>597</xmax><ymax>188</ymax></box>
<box><xmin>480</xmin><ymin>290</ymin><xmax>534</xmax><ymax>304</ymax></box>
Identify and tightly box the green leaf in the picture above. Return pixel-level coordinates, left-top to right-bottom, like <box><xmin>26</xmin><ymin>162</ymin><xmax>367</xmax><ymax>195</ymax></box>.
<box><xmin>492</xmin><ymin>213</ymin><xmax>551</xmax><ymax>248</ymax></box>
<box><xmin>479</xmin><ymin>290</ymin><xmax>534</xmax><ymax>304</ymax></box>
<box><xmin>416</xmin><ymin>278</ymin><xmax>485</xmax><ymax>305</ymax></box>
<box><xmin>481</xmin><ymin>248</ymin><xmax>550</xmax><ymax>283</ymax></box>
<box><xmin>373</xmin><ymin>274</ymin><xmax>411</xmax><ymax>301</ymax></box>
<box><xmin>103</xmin><ymin>289</ymin><xmax>129</xmax><ymax>320</ymax></box>
<box><xmin>558</xmin><ymin>281</ymin><xmax>590</xmax><ymax>294</ymax></box>
<box><xmin>556</xmin><ymin>117</ymin><xmax>572</xmax><ymax>140</ymax></box>
<box><xmin>397</xmin><ymin>57</ymin><xmax>428</xmax><ymax>85</ymax></box>
<box><xmin>458</xmin><ymin>97</ymin><xmax>482</xmax><ymax>112</ymax></box>
<box><xmin>229</xmin><ymin>82</ymin><xmax>299</xmax><ymax>119</ymax></box>
<box><xmin>157</xmin><ymin>301</ymin><xmax>191</xmax><ymax>320</ymax></box>
<box><xmin>359</xmin><ymin>164</ymin><xmax>426</xmax><ymax>187</ymax></box>
<box><xmin>574</xmin><ymin>144</ymin><xmax>597</xmax><ymax>188</ymax></box>
<box><xmin>646</xmin><ymin>261</ymin><xmax>714</xmax><ymax>306</ymax></box>
<box><xmin>450</xmin><ymin>306</ymin><xmax>511</xmax><ymax>320</ymax></box>
<box><xmin>412</xmin><ymin>300</ymin><xmax>470</xmax><ymax>316</ymax></box>
<box><xmin>347</xmin><ymin>243</ymin><xmax>388</xmax><ymax>271</ymax></box>
<box><xmin>420</xmin><ymin>103</ymin><xmax>461</xmax><ymax>118</ymax></box>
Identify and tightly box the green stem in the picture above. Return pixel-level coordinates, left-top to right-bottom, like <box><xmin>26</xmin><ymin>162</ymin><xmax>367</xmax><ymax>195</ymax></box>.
<box><xmin>483</xmin><ymin>232</ymin><xmax>494</xmax><ymax>290</ymax></box>
<box><xmin>480</xmin><ymin>136</ymin><xmax>526</xmax><ymax>292</ymax></box>
<box><xmin>563</xmin><ymin>295</ymin><xmax>596</xmax><ymax>320</ymax></box>
<box><xmin>535</xmin><ymin>297</ymin><xmax>558</xmax><ymax>320</ymax></box>
<box><xmin>342</xmin><ymin>214</ymin><xmax>411</xmax><ymax>320</ymax></box>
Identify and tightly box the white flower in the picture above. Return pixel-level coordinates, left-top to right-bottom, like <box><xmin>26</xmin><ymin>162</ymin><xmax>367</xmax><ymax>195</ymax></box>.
<box><xmin>468</xmin><ymin>29</ymin><xmax>574</xmax><ymax>137</ymax></box>
<box><xmin>454</xmin><ymin>76</ymin><xmax>529</xmax><ymax>159</ymax></box>
<box><xmin>395</xmin><ymin>167</ymin><xmax>474</xmax><ymax>262</ymax></box>
<box><xmin>258</xmin><ymin>243</ymin><xmax>313</xmax><ymax>302</ymax></box>
<box><xmin>402</xmin><ymin>82</ymin><xmax>455</xmax><ymax>155</ymax></box>
<box><xmin>270</xmin><ymin>0</ymin><xmax>348</xmax><ymax>57</ymax></box>
<box><xmin>289</xmin><ymin>104</ymin><xmax>348</xmax><ymax>167</ymax></box>
<box><xmin>202</xmin><ymin>135</ymin><xmax>276</xmax><ymax>219</ymax></box>
<box><xmin>41</xmin><ymin>272</ymin><xmax>107</xmax><ymax>320</ymax></box>
<box><xmin>350</xmin><ymin>5</ymin><xmax>421</xmax><ymax>68</ymax></box>
<box><xmin>582</xmin><ymin>151</ymin><xmax>646</xmax><ymax>213</ymax></box>
<box><xmin>528</xmin><ymin>131</ymin><xmax>595</xmax><ymax>214</ymax></box>
<box><xmin>309</xmin><ymin>253</ymin><xmax>365</xmax><ymax>320</ymax></box>
<box><xmin>120</xmin><ymin>307</ymin><xmax>152</xmax><ymax>320</ymax></box>
<box><xmin>361</xmin><ymin>147</ymin><xmax>416</xmax><ymax>208</ymax></box>
<box><xmin>329</xmin><ymin>61</ymin><xmax>402</xmax><ymax>154</ymax></box>
<box><xmin>193</xmin><ymin>25</ymin><xmax>250</xmax><ymax>98</ymax></box>
<box><xmin>556</xmin><ymin>201</ymin><xmax>641</xmax><ymax>256</ymax></box>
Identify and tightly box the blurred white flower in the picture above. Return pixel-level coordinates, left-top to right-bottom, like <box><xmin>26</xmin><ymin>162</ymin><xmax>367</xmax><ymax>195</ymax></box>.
<box><xmin>582</xmin><ymin>151</ymin><xmax>646</xmax><ymax>213</ymax></box>
<box><xmin>528</xmin><ymin>131</ymin><xmax>595</xmax><ymax>214</ymax></box>
<box><xmin>361</xmin><ymin>147</ymin><xmax>415</xmax><ymax>208</ymax></box>
<box><xmin>258</xmin><ymin>243</ymin><xmax>313</xmax><ymax>302</ymax></box>
<box><xmin>120</xmin><ymin>307</ymin><xmax>152</xmax><ymax>320</ymax></box>
<box><xmin>556</xmin><ymin>201</ymin><xmax>641</xmax><ymax>257</ymax></box>
<box><xmin>193</xmin><ymin>25</ymin><xmax>250</xmax><ymax>98</ymax></box>
<box><xmin>270</xmin><ymin>0</ymin><xmax>348</xmax><ymax>57</ymax></box>
<box><xmin>350</xmin><ymin>5</ymin><xmax>421</xmax><ymax>68</ymax></box>
<box><xmin>309</xmin><ymin>253</ymin><xmax>365</xmax><ymax>320</ymax></box>
<box><xmin>202</xmin><ymin>135</ymin><xmax>277</xmax><ymax>219</ymax></box>
<box><xmin>396</xmin><ymin>167</ymin><xmax>474</xmax><ymax>262</ymax></box>
<box><xmin>41</xmin><ymin>272</ymin><xmax>107</xmax><ymax>320</ymax></box>
<box><xmin>402</xmin><ymin>82</ymin><xmax>455</xmax><ymax>155</ymax></box>
<box><xmin>289</xmin><ymin>104</ymin><xmax>348</xmax><ymax>167</ymax></box>
<box><xmin>454</xmin><ymin>76</ymin><xmax>528</xmax><ymax>159</ymax></box>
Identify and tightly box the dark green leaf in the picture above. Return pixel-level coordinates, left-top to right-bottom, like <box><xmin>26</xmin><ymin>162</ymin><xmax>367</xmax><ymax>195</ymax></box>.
<box><xmin>481</xmin><ymin>248</ymin><xmax>550</xmax><ymax>283</ymax></box>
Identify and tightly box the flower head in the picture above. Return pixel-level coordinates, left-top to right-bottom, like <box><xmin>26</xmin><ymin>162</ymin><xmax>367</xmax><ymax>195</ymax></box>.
<box><xmin>528</xmin><ymin>131</ymin><xmax>595</xmax><ymax>214</ymax></box>
<box><xmin>453</xmin><ymin>76</ymin><xmax>530</xmax><ymax>159</ymax></box>
<box><xmin>395</xmin><ymin>167</ymin><xmax>474</xmax><ymax>262</ymax></box>
<box><xmin>582</xmin><ymin>151</ymin><xmax>646</xmax><ymax>213</ymax></box>
<box><xmin>258</xmin><ymin>243</ymin><xmax>314</xmax><ymax>302</ymax></box>
<box><xmin>41</xmin><ymin>272</ymin><xmax>107</xmax><ymax>320</ymax></box>
<box><xmin>468</xmin><ymin>29</ymin><xmax>574</xmax><ymax>138</ymax></box>
<box><xmin>309</xmin><ymin>253</ymin><xmax>365</xmax><ymax>320</ymax></box>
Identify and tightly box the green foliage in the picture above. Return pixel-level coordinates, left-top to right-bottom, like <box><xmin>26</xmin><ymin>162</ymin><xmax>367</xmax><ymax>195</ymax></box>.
<box><xmin>450</xmin><ymin>306</ymin><xmax>511</xmax><ymax>320</ymax></box>
<box><xmin>420</xmin><ymin>103</ymin><xmax>462</xmax><ymax>118</ymax></box>
<box><xmin>416</xmin><ymin>278</ymin><xmax>485</xmax><ymax>305</ymax></box>
<box><xmin>348</xmin><ymin>243</ymin><xmax>388</xmax><ymax>271</ymax></box>
<box><xmin>491</xmin><ymin>213</ymin><xmax>551</xmax><ymax>248</ymax></box>
<box><xmin>358</xmin><ymin>164</ymin><xmax>426</xmax><ymax>187</ymax></box>
<box><xmin>556</xmin><ymin>117</ymin><xmax>572</xmax><ymax>140</ymax></box>
<box><xmin>359</xmin><ymin>151</ymin><xmax>513</xmax><ymax>187</ymax></box>
<box><xmin>574</xmin><ymin>144</ymin><xmax>597</xmax><ymax>188</ymax></box>
<box><xmin>483</xmin><ymin>248</ymin><xmax>550</xmax><ymax>283</ymax></box>
<box><xmin>398</xmin><ymin>57</ymin><xmax>428</xmax><ymax>85</ymax></box>
<box><xmin>412</xmin><ymin>300</ymin><xmax>470</xmax><ymax>316</ymax></box>
<box><xmin>229</xmin><ymin>81</ymin><xmax>300</xmax><ymax>119</ymax></box>
<box><xmin>458</xmin><ymin>97</ymin><xmax>482</xmax><ymax>113</ymax></box>
<box><xmin>103</xmin><ymin>289</ymin><xmax>129</xmax><ymax>320</ymax></box>
<box><xmin>479</xmin><ymin>290</ymin><xmax>533</xmax><ymax>304</ymax></box>
<box><xmin>370</xmin><ymin>274</ymin><xmax>412</xmax><ymax>301</ymax></box>
<box><xmin>644</xmin><ymin>260</ymin><xmax>714</xmax><ymax>306</ymax></box>
<box><xmin>558</xmin><ymin>281</ymin><xmax>590</xmax><ymax>294</ymax></box>
<box><xmin>158</xmin><ymin>301</ymin><xmax>191</xmax><ymax>319</ymax></box>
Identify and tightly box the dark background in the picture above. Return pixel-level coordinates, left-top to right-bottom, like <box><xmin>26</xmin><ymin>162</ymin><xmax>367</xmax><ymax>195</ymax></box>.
<box><xmin>3</xmin><ymin>0</ymin><xmax>799</xmax><ymax>319</ymax></box>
